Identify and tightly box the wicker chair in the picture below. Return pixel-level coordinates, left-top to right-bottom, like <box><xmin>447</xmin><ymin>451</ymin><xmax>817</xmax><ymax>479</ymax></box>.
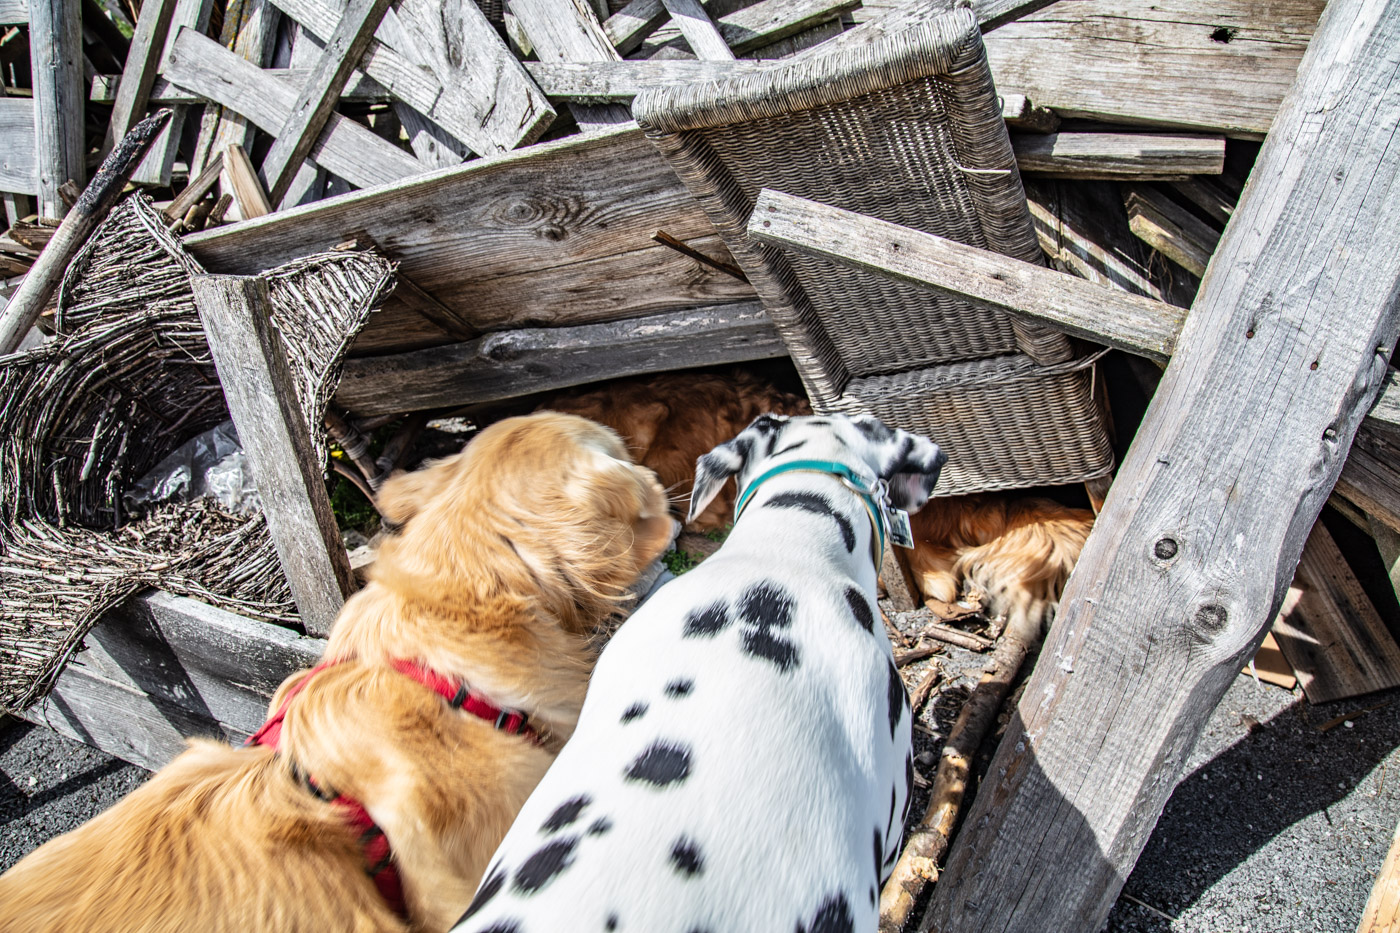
<box><xmin>632</xmin><ymin>6</ymin><xmax>1114</xmax><ymax>496</ymax></box>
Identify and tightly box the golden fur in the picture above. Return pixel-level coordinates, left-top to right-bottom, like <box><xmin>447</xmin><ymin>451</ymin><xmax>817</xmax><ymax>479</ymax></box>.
<box><xmin>0</xmin><ymin>412</ymin><xmax>674</xmax><ymax>933</ymax></box>
<box><xmin>908</xmin><ymin>494</ymin><xmax>1095</xmax><ymax>643</ymax></box>
<box><xmin>542</xmin><ymin>370</ymin><xmax>811</xmax><ymax>531</ymax></box>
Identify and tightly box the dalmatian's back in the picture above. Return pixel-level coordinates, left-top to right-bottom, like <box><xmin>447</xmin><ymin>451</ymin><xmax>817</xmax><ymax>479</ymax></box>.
<box><xmin>453</xmin><ymin>414</ymin><xmax>943</xmax><ymax>933</ymax></box>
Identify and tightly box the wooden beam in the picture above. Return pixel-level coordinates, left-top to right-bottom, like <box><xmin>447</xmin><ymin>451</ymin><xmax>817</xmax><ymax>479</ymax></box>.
<box><xmin>164</xmin><ymin>27</ymin><xmax>422</xmax><ymax>191</ymax></box>
<box><xmin>191</xmin><ymin>274</ymin><xmax>356</xmax><ymax>636</ymax></box>
<box><xmin>1367</xmin><ymin>366</ymin><xmax>1400</xmax><ymax>434</ymax></box>
<box><xmin>983</xmin><ymin>0</ymin><xmax>1324</xmax><ymax>137</ymax></box>
<box><xmin>704</xmin><ymin>0</ymin><xmax>857</xmax><ymax>55</ymax></box>
<box><xmin>0</xmin><ymin>98</ymin><xmax>38</xmax><ymax>193</ymax></box>
<box><xmin>1170</xmin><ymin>176</ymin><xmax>1236</xmax><ymax>227</ymax></box>
<box><xmin>1012</xmin><ymin>132</ymin><xmax>1225</xmax><ymax>179</ymax></box>
<box><xmin>91</xmin><ymin>69</ymin><xmax>392</xmax><ymax>105</ymax></box>
<box><xmin>1359</xmin><ymin>815</ymin><xmax>1400</xmax><ymax>933</ymax></box>
<box><xmin>1271</xmin><ymin>519</ymin><xmax>1400</xmax><ymax>703</ymax></box>
<box><xmin>1001</xmin><ymin>92</ymin><xmax>1059</xmax><ymax>133</ymax></box>
<box><xmin>100</xmin><ymin>0</ymin><xmax>178</xmax><ymax>161</ymax></box>
<box><xmin>162</xmin><ymin>151</ymin><xmax>223</xmax><ymax>221</ymax></box>
<box><xmin>21</xmin><ymin>591</ymin><xmax>322</xmax><ymax>770</ymax></box>
<box><xmin>223</xmin><ymin>143</ymin><xmax>273</xmax><ymax>219</ymax></box>
<box><xmin>747</xmin><ymin>188</ymin><xmax>1186</xmax><ymax>362</ymax></box>
<box><xmin>0</xmin><ymin>0</ymin><xmax>28</xmax><ymax>22</ymax></box>
<box><xmin>660</xmin><ymin>0</ymin><xmax>735</xmax><ymax>59</ymax></box>
<box><xmin>509</xmin><ymin>0</ymin><xmax>631</xmax><ymax>131</ymax></box>
<box><xmin>183</xmin><ymin>126</ymin><xmax>755</xmax><ymax>349</ymax></box>
<box><xmin>1124</xmin><ymin>185</ymin><xmax>1222</xmax><ymax>276</ymax></box>
<box><xmin>258</xmin><ymin>0</ymin><xmax>393</xmax><ymax>206</ymax></box>
<box><xmin>923</xmin><ymin>0</ymin><xmax>1400</xmax><ymax>929</ymax></box>
<box><xmin>0</xmin><ymin>110</ymin><xmax>171</xmax><ymax>355</ymax></box>
<box><xmin>525</xmin><ymin>59</ymin><xmax>769</xmax><ymax>99</ymax></box>
<box><xmin>1336</xmin><ymin>435</ymin><xmax>1400</xmax><ymax>536</ymax></box>
<box><xmin>130</xmin><ymin>0</ymin><xmax>212</xmax><ymax>187</ymax></box>
<box><xmin>28</xmin><ymin>0</ymin><xmax>86</xmax><ymax>217</ymax></box>
<box><xmin>188</xmin><ymin>0</ymin><xmax>282</xmax><ymax>178</ymax></box>
<box><xmin>603</xmin><ymin>0</ymin><xmax>668</xmax><ymax>55</ymax></box>
<box><xmin>268</xmin><ymin>0</ymin><xmax>548</xmax><ymax>155</ymax></box>
<box><xmin>333</xmin><ymin>299</ymin><xmax>785</xmax><ymax>416</ymax></box>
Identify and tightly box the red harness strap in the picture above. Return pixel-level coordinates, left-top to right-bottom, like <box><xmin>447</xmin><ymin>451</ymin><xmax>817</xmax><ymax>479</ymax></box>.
<box><xmin>246</xmin><ymin>658</ymin><xmax>538</xmax><ymax>917</ymax></box>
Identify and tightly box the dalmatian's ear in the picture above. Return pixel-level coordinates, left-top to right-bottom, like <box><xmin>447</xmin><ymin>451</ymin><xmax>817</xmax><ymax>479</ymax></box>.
<box><xmin>880</xmin><ymin>432</ymin><xmax>947</xmax><ymax>514</ymax></box>
<box><xmin>686</xmin><ymin>415</ymin><xmax>786</xmax><ymax>524</ymax></box>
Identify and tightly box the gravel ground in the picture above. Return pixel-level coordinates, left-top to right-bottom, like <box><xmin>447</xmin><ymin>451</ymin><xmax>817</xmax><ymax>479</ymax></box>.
<box><xmin>3</xmin><ymin>667</ymin><xmax>1397</xmax><ymax>931</ymax></box>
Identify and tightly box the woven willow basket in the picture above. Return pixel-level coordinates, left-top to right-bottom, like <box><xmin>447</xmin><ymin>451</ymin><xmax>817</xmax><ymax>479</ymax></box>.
<box><xmin>0</xmin><ymin>195</ymin><xmax>393</xmax><ymax>712</ymax></box>
<box><xmin>635</xmin><ymin>6</ymin><xmax>1114</xmax><ymax>494</ymax></box>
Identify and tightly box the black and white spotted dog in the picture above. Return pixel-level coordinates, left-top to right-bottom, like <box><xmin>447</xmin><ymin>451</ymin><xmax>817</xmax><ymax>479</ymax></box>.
<box><xmin>452</xmin><ymin>413</ymin><xmax>946</xmax><ymax>933</ymax></box>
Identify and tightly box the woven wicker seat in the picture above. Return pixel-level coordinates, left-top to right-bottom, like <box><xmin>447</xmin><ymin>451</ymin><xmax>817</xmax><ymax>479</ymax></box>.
<box><xmin>633</xmin><ymin>7</ymin><xmax>1114</xmax><ymax>495</ymax></box>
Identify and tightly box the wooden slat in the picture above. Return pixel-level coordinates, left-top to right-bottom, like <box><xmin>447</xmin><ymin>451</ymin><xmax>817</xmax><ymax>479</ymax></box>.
<box><xmin>0</xmin><ymin>0</ymin><xmax>27</xmax><ymax>23</ymax></box>
<box><xmin>268</xmin><ymin>0</ymin><xmax>545</xmax><ymax>155</ymax></box>
<box><xmin>1367</xmin><ymin>366</ymin><xmax>1400</xmax><ymax>434</ymax></box>
<box><xmin>334</xmin><ymin>299</ymin><xmax>784</xmax><ymax>416</ymax></box>
<box><xmin>1012</xmin><ymin>132</ymin><xmax>1225</xmax><ymax>179</ymax></box>
<box><xmin>603</xmin><ymin>0</ymin><xmax>668</xmax><ymax>54</ymax></box>
<box><xmin>130</xmin><ymin>0</ymin><xmax>212</xmax><ymax>186</ymax></box>
<box><xmin>1171</xmin><ymin>176</ymin><xmax>1236</xmax><ymax>227</ymax></box>
<box><xmin>188</xmin><ymin>0</ymin><xmax>282</xmax><ymax>178</ymax></box>
<box><xmin>101</xmin><ymin>0</ymin><xmax>178</xmax><ymax>160</ymax></box>
<box><xmin>91</xmin><ymin>70</ymin><xmax>390</xmax><ymax>105</ymax></box>
<box><xmin>747</xmin><ymin>188</ymin><xmax>1185</xmax><ymax>362</ymax></box>
<box><xmin>510</xmin><ymin>0</ymin><xmax>631</xmax><ymax>130</ymax></box>
<box><xmin>1271</xmin><ymin>521</ymin><xmax>1400</xmax><ymax>704</ymax></box>
<box><xmin>715</xmin><ymin>0</ymin><xmax>857</xmax><ymax>53</ymax></box>
<box><xmin>924</xmin><ymin>0</ymin><xmax>1400</xmax><ymax>928</ymax></box>
<box><xmin>1124</xmin><ymin>185</ymin><xmax>1221</xmax><ymax>277</ymax></box>
<box><xmin>384</xmin><ymin>0</ymin><xmax>554</xmax><ymax>154</ymax></box>
<box><xmin>1359</xmin><ymin>815</ymin><xmax>1400</xmax><ymax>933</ymax></box>
<box><xmin>1001</xmin><ymin>92</ymin><xmax>1059</xmax><ymax>133</ymax></box>
<box><xmin>661</xmin><ymin>0</ymin><xmax>735</xmax><ymax>59</ymax></box>
<box><xmin>191</xmin><ymin>275</ymin><xmax>356</xmax><ymax>636</ymax></box>
<box><xmin>21</xmin><ymin>591</ymin><xmax>322</xmax><ymax>770</ymax></box>
<box><xmin>0</xmin><ymin>98</ymin><xmax>38</xmax><ymax>193</ymax></box>
<box><xmin>525</xmin><ymin>59</ymin><xmax>769</xmax><ymax>98</ymax></box>
<box><xmin>223</xmin><ymin>143</ymin><xmax>273</xmax><ymax>219</ymax></box>
<box><xmin>259</xmin><ymin>0</ymin><xmax>393</xmax><ymax>206</ymax></box>
<box><xmin>28</xmin><ymin>0</ymin><xmax>86</xmax><ymax>216</ymax></box>
<box><xmin>1336</xmin><ymin>435</ymin><xmax>1400</xmax><ymax>536</ymax></box>
<box><xmin>183</xmin><ymin>126</ymin><xmax>755</xmax><ymax>349</ymax></box>
<box><xmin>163</xmin><ymin>150</ymin><xmax>224</xmax><ymax>220</ymax></box>
<box><xmin>164</xmin><ymin>27</ymin><xmax>422</xmax><ymax>191</ymax></box>
<box><xmin>983</xmin><ymin>0</ymin><xmax>1324</xmax><ymax>137</ymax></box>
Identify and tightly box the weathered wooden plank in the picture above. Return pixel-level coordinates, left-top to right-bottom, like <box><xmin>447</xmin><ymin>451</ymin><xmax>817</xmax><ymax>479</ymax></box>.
<box><xmin>661</xmin><ymin>0</ymin><xmax>735</xmax><ymax>59</ymax></box>
<box><xmin>335</xmin><ymin>300</ymin><xmax>784</xmax><ymax>415</ymax></box>
<box><xmin>1358</xmin><ymin>815</ymin><xmax>1400</xmax><ymax>933</ymax></box>
<box><xmin>0</xmin><ymin>0</ymin><xmax>27</xmax><ymax>23</ymax></box>
<box><xmin>92</xmin><ymin>69</ymin><xmax>389</xmax><ymax>105</ymax></box>
<box><xmin>0</xmin><ymin>98</ymin><xmax>37</xmax><ymax>193</ymax></box>
<box><xmin>28</xmin><ymin>0</ymin><xmax>87</xmax><ymax>216</ymax></box>
<box><xmin>164</xmin><ymin>27</ymin><xmax>423</xmax><ymax>191</ymax></box>
<box><xmin>130</xmin><ymin>0</ymin><xmax>212</xmax><ymax>186</ymax></box>
<box><xmin>188</xmin><ymin>0</ymin><xmax>282</xmax><ymax>178</ymax></box>
<box><xmin>21</xmin><ymin>591</ymin><xmax>322</xmax><ymax>770</ymax></box>
<box><xmin>983</xmin><ymin>0</ymin><xmax>1324</xmax><ymax>137</ymax></box>
<box><xmin>164</xmin><ymin>150</ymin><xmax>223</xmax><ymax>220</ymax></box>
<box><xmin>1025</xmin><ymin>179</ymin><xmax>1198</xmax><ymax>308</ymax></box>
<box><xmin>653</xmin><ymin>0</ymin><xmax>855</xmax><ymax>56</ymax></box>
<box><xmin>191</xmin><ymin>275</ymin><xmax>356</xmax><ymax>636</ymax></box>
<box><xmin>1124</xmin><ymin>185</ymin><xmax>1221</xmax><ymax>277</ymax></box>
<box><xmin>1336</xmin><ymin>435</ymin><xmax>1400</xmax><ymax>536</ymax></box>
<box><xmin>1171</xmin><ymin>176</ymin><xmax>1235</xmax><ymax>227</ymax></box>
<box><xmin>923</xmin><ymin>0</ymin><xmax>1400</xmax><ymax>929</ymax></box>
<box><xmin>747</xmin><ymin>189</ymin><xmax>1185</xmax><ymax>362</ymax></box>
<box><xmin>224</xmin><ymin>143</ymin><xmax>273</xmax><ymax>219</ymax></box>
<box><xmin>1012</xmin><ymin>132</ymin><xmax>1225</xmax><ymax>179</ymax></box>
<box><xmin>1271</xmin><ymin>521</ymin><xmax>1400</xmax><ymax>704</ymax></box>
<box><xmin>525</xmin><ymin>59</ymin><xmax>769</xmax><ymax>98</ymax></box>
<box><xmin>183</xmin><ymin>126</ymin><xmax>755</xmax><ymax>347</ymax></box>
<box><xmin>101</xmin><ymin>0</ymin><xmax>178</xmax><ymax>161</ymax></box>
<box><xmin>603</xmin><ymin>0</ymin><xmax>667</xmax><ymax>55</ymax></box>
<box><xmin>1367</xmin><ymin>366</ymin><xmax>1400</xmax><ymax>434</ymax></box>
<box><xmin>385</xmin><ymin>0</ymin><xmax>554</xmax><ymax>154</ymax></box>
<box><xmin>259</xmin><ymin>0</ymin><xmax>393</xmax><ymax>206</ymax></box>
<box><xmin>1001</xmin><ymin>92</ymin><xmax>1059</xmax><ymax>133</ymax></box>
<box><xmin>510</xmin><ymin>0</ymin><xmax>631</xmax><ymax>130</ymax></box>
<box><xmin>267</xmin><ymin>0</ymin><xmax>542</xmax><ymax>155</ymax></box>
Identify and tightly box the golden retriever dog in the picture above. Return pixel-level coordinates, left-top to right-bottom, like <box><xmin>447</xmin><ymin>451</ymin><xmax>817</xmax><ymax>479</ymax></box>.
<box><xmin>0</xmin><ymin>412</ymin><xmax>674</xmax><ymax>933</ymax></box>
<box><xmin>543</xmin><ymin>369</ymin><xmax>811</xmax><ymax>531</ymax></box>
<box><xmin>908</xmin><ymin>493</ymin><xmax>1095</xmax><ymax>643</ymax></box>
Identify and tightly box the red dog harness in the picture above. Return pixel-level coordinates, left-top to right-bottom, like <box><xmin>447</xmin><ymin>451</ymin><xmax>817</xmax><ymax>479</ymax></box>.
<box><xmin>246</xmin><ymin>658</ymin><xmax>538</xmax><ymax>917</ymax></box>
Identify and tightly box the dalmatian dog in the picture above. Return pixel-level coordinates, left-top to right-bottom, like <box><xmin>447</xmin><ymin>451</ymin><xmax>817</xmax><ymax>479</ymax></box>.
<box><xmin>452</xmin><ymin>413</ymin><xmax>946</xmax><ymax>933</ymax></box>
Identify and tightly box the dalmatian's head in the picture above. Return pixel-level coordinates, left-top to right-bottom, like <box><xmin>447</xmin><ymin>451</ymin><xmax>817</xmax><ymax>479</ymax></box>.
<box><xmin>686</xmin><ymin>413</ymin><xmax>946</xmax><ymax>524</ymax></box>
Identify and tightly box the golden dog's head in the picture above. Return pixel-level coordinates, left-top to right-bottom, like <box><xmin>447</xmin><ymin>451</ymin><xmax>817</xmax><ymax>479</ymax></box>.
<box><xmin>371</xmin><ymin>412</ymin><xmax>674</xmax><ymax>635</ymax></box>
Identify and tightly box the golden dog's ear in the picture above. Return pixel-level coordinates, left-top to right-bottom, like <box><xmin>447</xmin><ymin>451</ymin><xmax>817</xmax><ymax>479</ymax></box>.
<box><xmin>375</xmin><ymin>453</ymin><xmax>462</xmax><ymax>530</ymax></box>
<box><xmin>567</xmin><ymin>448</ymin><xmax>662</xmax><ymax>525</ymax></box>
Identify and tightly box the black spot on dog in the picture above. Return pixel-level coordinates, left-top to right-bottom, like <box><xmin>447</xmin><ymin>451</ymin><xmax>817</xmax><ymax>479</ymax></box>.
<box><xmin>457</xmin><ymin>864</ymin><xmax>506</xmax><ymax>923</ymax></box>
<box><xmin>797</xmin><ymin>893</ymin><xmax>855</xmax><ymax>933</ymax></box>
<box><xmin>478</xmin><ymin>923</ymin><xmax>522</xmax><ymax>933</ymax></box>
<box><xmin>903</xmin><ymin>753</ymin><xmax>914</xmax><ymax>821</ymax></box>
<box><xmin>765</xmin><ymin>491</ymin><xmax>855</xmax><ymax>553</ymax></box>
<box><xmin>771</xmin><ymin>438</ymin><xmax>808</xmax><ymax>457</ymax></box>
<box><xmin>605</xmin><ymin>915</ymin><xmax>619</xmax><ymax>931</ymax></box>
<box><xmin>670</xmin><ymin>837</ymin><xmax>705</xmax><ymax>877</ymax></box>
<box><xmin>743</xmin><ymin>628</ymin><xmax>800</xmax><ymax>671</ymax></box>
<box><xmin>845</xmin><ymin>587</ymin><xmax>873</xmax><ymax>632</ymax></box>
<box><xmin>514</xmin><ymin>837</ymin><xmax>578</xmax><ymax>894</ymax></box>
<box><xmin>542</xmin><ymin>795</ymin><xmax>591</xmax><ymax>834</ymax></box>
<box><xmin>872</xmin><ymin>828</ymin><xmax>883</xmax><ymax>884</ymax></box>
<box><xmin>869</xmin><ymin>886</ymin><xmax>876</xmax><ymax>907</ymax></box>
<box><xmin>624</xmin><ymin>742</ymin><xmax>692</xmax><ymax>787</ymax></box>
<box><xmin>587</xmin><ymin>817</ymin><xmax>613</xmax><ymax>836</ymax></box>
<box><xmin>620</xmin><ymin>702</ymin><xmax>648</xmax><ymax>724</ymax></box>
<box><xmin>683</xmin><ymin>602</ymin><xmax>731</xmax><ymax>637</ymax></box>
<box><xmin>738</xmin><ymin>583</ymin><xmax>795</xmax><ymax>630</ymax></box>
<box><xmin>887</xmin><ymin>785</ymin><xmax>896</xmax><ymax>831</ymax></box>
<box><xmin>853</xmin><ymin>417</ymin><xmax>893</xmax><ymax>443</ymax></box>
<box><xmin>665</xmin><ymin>679</ymin><xmax>694</xmax><ymax>698</ymax></box>
<box><xmin>886</xmin><ymin>661</ymin><xmax>907</xmax><ymax>740</ymax></box>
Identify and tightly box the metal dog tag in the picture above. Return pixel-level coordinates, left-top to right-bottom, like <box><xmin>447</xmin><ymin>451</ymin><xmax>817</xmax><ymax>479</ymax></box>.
<box><xmin>885</xmin><ymin>505</ymin><xmax>915</xmax><ymax>549</ymax></box>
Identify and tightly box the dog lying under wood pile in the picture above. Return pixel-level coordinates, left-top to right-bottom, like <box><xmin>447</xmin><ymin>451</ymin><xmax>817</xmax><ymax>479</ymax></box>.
<box><xmin>542</xmin><ymin>369</ymin><xmax>811</xmax><ymax>531</ymax></box>
<box><xmin>0</xmin><ymin>413</ymin><xmax>675</xmax><ymax>933</ymax></box>
<box><xmin>908</xmin><ymin>493</ymin><xmax>1095</xmax><ymax>642</ymax></box>
<box><xmin>452</xmin><ymin>413</ymin><xmax>945</xmax><ymax>933</ymax></box>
